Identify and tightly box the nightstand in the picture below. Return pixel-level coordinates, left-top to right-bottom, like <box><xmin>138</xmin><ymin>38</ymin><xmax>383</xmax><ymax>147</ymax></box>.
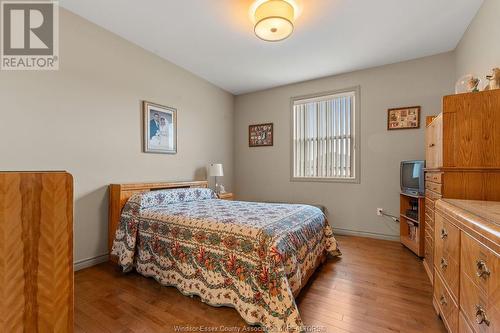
<box><xmin>218</xmin><ymin>192</ymin><xmax>234</xmax><ymax>200</ymax></box>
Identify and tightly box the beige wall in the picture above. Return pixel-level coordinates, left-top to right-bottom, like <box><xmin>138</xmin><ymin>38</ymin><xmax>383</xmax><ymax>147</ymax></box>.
<box><xmin>0</xmin><ymin>3</ymin><xmax>487</xmax><ymax>265</ymax></box>
<box><xmin>0</xmin><ymin>9</ymin><xmax>234</xmax><ymax>268</ymax></box>
<box><xmin>456</xmin><ymin>0</ymin><xmax>500</xmax><ymax>82</ymax></box>
<box><xmin>234</xmin><ymin>53</ymin><xmax>455</xmax><ymax>240</ymax></box>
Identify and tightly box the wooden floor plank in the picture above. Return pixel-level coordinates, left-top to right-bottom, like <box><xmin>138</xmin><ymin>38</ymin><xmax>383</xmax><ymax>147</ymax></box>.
<box><xmin>75</xmin><ymin>235</ymin><xmax>446</xmax><ymax>333</ymax></box>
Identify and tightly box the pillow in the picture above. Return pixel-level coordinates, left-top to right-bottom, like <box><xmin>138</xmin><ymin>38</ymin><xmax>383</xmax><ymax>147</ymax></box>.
<box><xmin>139</xmin><ymin>187</ymin><xmax>216</xmax><ymax>209</ymax></box>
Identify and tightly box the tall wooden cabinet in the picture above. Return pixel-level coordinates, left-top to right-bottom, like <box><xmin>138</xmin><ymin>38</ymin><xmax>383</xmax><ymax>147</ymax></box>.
<box><xmin>424</xmin><ymin>89</ymin><xmax>500</xmax><ymax>333</ymax></box>
<box><xmin>0</xmin><ymin>172</ymin><xmax>74</xmax><ymax>332</ymax></box>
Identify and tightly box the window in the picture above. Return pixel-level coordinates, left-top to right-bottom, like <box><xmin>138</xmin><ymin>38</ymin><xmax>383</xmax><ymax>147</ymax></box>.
<box><xmin>292</xmin><ymin>87</ymin><xmax>359</xmax><ymax>182</ymax></box>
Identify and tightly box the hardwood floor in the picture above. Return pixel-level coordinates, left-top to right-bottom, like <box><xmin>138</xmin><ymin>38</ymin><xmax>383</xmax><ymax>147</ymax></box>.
<box><xmin>75</xmin><ymin>236</ymin><xmax>446</xmax><ymax>333</ymax></box>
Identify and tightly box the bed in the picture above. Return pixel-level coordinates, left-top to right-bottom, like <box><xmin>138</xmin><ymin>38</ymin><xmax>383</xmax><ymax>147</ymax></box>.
<box><xmin>109</xmin><ymin>181</ymin><xmax>340</xmax><ymax>332</ymax></box>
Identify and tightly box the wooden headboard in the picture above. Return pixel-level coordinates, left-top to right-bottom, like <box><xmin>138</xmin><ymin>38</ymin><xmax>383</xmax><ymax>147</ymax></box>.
<box><xmin>108</xmin><ymin>180</ymin><xmax>208</xmax><ymax>262</ymax></box>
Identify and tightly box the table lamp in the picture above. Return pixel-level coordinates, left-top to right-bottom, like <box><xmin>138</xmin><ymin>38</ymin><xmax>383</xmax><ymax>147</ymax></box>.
<box><xmin>207</xmin><ymin>163</ymin><xmax>224</xmax><ymax>193</ymax></box>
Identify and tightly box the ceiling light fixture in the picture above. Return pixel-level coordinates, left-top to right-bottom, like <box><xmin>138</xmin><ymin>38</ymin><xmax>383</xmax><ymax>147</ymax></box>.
<box><xmin>252</xmin><ymin>0</ymin><xmax>295</xmax><ymax>42</ymax></box>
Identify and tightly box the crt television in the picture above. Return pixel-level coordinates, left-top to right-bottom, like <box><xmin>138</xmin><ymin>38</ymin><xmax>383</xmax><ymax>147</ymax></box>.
<box><xmin>400</xmin><ymin>160</ymin><xmax>425</xmax><ymax>196</ymax></box>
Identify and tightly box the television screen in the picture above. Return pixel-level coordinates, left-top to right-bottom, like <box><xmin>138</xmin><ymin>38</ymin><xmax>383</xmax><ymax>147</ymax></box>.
<box><xmin>401</xmin><ymin>162</ymin><xmax>421</xmax><ymax>189</ymax></box>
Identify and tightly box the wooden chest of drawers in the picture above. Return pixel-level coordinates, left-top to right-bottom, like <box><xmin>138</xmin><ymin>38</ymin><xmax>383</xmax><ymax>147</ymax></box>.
<box><xmin>433</xmin><ymin>199</ymin><xmax>500</xmax><ymax>333</ymax></box>
<box><xmin>423</xmin><ymin>170</ymin><xmax>443</xmax><ymax>283</ymax></box>
<box><xmin>424</xmin><ymin>90</ymin><xmax>500</xmax><ymax>287</ymax></box>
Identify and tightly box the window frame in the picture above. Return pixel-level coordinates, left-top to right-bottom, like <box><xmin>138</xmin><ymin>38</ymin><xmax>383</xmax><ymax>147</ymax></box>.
<box><xmin>289</xmin><ymin>86</ymin><xmax>361</xmax><ymax>183</ymax></box>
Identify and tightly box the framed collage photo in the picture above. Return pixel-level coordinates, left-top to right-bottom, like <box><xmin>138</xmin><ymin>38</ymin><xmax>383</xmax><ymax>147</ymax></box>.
<box><xmin>143</xmin><ymin>101</ymin><xmax>177</xmax><ymax>154</ymax></box>
<box><xmin>249</xmin><ymin>123</ymin><xmax>273</xmax><ymax>147</ymax></box>
<box><xmin>387</xmin><ymin>106</ymin><xmax>420</xmax><ymax>130</ymax></box>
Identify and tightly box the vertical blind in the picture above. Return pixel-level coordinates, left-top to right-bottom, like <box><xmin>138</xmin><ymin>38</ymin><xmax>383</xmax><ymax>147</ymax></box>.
<box><xmin>293</xmin><ymin>91</ymin><xmax>356</xmax><ymax>179</ymax></box>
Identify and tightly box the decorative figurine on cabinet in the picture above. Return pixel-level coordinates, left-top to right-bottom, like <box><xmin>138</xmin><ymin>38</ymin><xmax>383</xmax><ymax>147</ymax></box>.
<box><xmin>467</xmin><ymin>76</ymin><xmax>480</xmax><ymax>92</ymax></box>
<box><xmin>484</xmin><ymin>67</ymin><xmax>500</xmax><ymax>91</ymax></box>
<box><xmin>455</xmin><ymin>74</ymin><xmax>481</xmax><ymax>94</ymax></box>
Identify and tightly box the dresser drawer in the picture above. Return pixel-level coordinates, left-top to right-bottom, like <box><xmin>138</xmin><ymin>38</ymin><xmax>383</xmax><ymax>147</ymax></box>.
<box><xmin>426</xmin><ymin>198</ymin><xmax>435</xmax><ymax>211</ymax></box>
<box><xmin>425</xmin><ymin>204</ymin><xmax>434</xmax><ymax>220</ymax></box>
<box><xmin>426</xmin><ymin>189</ymin><xmax>442</xmax><ymax>201</ymax></box>
<box><xmin>426</xmin><ymin>181</ymin><xmax>442</xmax><ymax>194</ymax></box>
<box><xmin>459</xmin><ymin>311</ymin><xmax>474</xmax><ymax>333</ymax></box>
<box><xmin>434</xmin><ymin>212</ymin><xmax>460</xmax><ymax>263</ymax></box>
<box><xmin>425</xmin><ymin>172</ymin><xmax>443</xmax><ymax>184</ymax></box>
<box><xmin>424</xmin><ymin>232</ymin><xmax>434</xmax><ymax>273</ymax></box>
<box><xmin>435</xmin><ymin>252</ymin><xmax>459</xmax><ymax>302</ymax></box>
<box><xmin>425</xmin><ymin>212</ymin><xmax>434</xmax><ymax>231</ymax></box>
<box><xmin>425</xmin><ymin>172</ymin><xmax>432</xmax><ymax>182</ymax></box>
<box><xmin>461</xmin><ymin>232</ymin><xmax>493</xmax><ymax>295</ymax></box>
<box><xmin>460</xmin><ymin>272</ymin><xmax>493</xmax><ymax>333</ymax></box>
<box><xmin>435</xmin><ymin>272</ymin><xmax>459</xmax><ymax>333</ymax></box>
<box><xmin>461</xmin><ymin>232</ymin><xmax>500</xmax><ymax>333</ymax></box>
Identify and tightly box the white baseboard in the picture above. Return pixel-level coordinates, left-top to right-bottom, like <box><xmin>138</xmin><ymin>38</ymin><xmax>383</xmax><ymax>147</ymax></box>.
<box><xmin>74</xmin><ymin>254</ymin><xmax>109</xmax><ymax>271</ymax></box>
<box><xmin>333</xmin><ymin>227</ymin><xmax>399</xmax><ymax>241</ymax></box>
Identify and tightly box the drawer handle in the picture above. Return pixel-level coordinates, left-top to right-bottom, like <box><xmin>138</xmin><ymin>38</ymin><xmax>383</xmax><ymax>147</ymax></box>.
<box><xmin>439</xmin><ymin>295</ymin><xmax>447</xmax><ymax>306</ymax></box>
<box><xmin>476</xmin><ymin>260</ymin><xmax>491</xmax><ymax>279</ymax></box>
<box><xmin>429</xmin><ymin>143</ymin><xmax>435</xmax><ymax>147</ymax></box>
<box><xmin>440</xmin><ymin>228</ymin><xmax>448</xmax><ymax>239</ymax></box>
<box><xmin>475</xmin><ymin>305</ymin><xmax>490</xmax><ymax>326</ymax></box>
<box><xmin>440</xmin><ymin>257</ymin><xmax>448</xmax><ymax>270</ymax></box>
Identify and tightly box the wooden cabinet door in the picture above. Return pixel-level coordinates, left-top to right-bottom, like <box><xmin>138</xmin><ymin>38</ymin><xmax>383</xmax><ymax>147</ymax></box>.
<box><xmin>434</xmin><ymin>114</ymin><xmax>443</xmax><ymax>168</ymax></box>
<box><xmin>443</xmin><ymin>90</ymin><xmax>500</xmax><ymax>168</ymax></box>
<box><xmin>0</xmin><ymin>172</ymin><xmax>73</xmax><ymax>333</ymax></box>
<box><xmin>426</xmin><ymin>119</ymin><xmax>436</xmax><ymax>168</ymax></box>
<box><xmin>426</xmin><ymin>114</ymin><xmax>443</xmax><ymax>169</ymax></box>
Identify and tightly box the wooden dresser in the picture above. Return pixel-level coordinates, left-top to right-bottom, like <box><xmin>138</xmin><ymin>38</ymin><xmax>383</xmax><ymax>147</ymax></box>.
<box><xmin>0</xmin><ymin>172</ymin><xmax>74</xmax><ymax>332</ymax></box>
<box><xmin>424</xmin><ymin>89</ymin><xmax>500</xmax><ymax>285</ymax></box>
<box><xmin>434</xmin><ymin>199</ymin><xmax>499</xmax><ymax>333</ymax></box>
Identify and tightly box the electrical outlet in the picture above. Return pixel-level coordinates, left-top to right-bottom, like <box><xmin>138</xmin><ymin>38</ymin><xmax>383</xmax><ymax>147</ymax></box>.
<box><xmin>377</xmin><ymin>208</ymin><xmax>383</xmax><ymax>216</ymax></box>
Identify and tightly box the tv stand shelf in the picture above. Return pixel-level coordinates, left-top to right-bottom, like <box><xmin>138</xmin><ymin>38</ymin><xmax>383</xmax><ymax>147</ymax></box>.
<box><xmin>400</xmin><ymin>193</ymin><xmax>425</xmax><ymax>257</ymax></box>
<box><xmin>400</xmin><ymin>214</ymin><xmax>419</xmax><ymax>225</ymax></box>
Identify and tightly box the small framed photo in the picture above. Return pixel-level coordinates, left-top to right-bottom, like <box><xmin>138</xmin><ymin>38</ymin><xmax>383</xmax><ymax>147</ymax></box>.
<box><xmin>387</xmin><ymin>106</ymin><xmax>420</xmax><ymax>130</ymax></box>
<box><xmin>143</xmin><ymin>101</ymin><xmax>177</xmax><ymax>154</ymax></box>
<box><xmin>249</xmin><ymin>123</ymin><xmax>273</xmax><ymax>147</ymax></box>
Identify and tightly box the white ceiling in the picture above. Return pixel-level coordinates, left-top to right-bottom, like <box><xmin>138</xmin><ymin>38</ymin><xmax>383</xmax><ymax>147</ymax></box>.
<box><xmin>60</xmin><ymin>0</ymin><xmax>483</xmax><ymax>95</ymax></box>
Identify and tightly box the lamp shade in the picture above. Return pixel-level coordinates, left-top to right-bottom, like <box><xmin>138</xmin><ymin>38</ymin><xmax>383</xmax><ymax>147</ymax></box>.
<box><xmin>254</xmin><ymin>0</ymin><xmax>294</xmax><ymax>42</ymax></box>
<box><xmin>207</xmin><ymin>163</ymin><xmax>224</xmax><ymax>177</ymax></box>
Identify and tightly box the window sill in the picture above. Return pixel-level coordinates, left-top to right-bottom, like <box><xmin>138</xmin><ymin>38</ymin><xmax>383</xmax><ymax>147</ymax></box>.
<box><xmin>290</xmin><ymin>176</ymin><xmax>360</xmax><ymax>184</ymax></box>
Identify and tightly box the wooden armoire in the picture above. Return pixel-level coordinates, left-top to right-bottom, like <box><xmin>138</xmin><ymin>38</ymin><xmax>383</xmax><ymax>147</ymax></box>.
<box><xmin>424</xmin><ymin>90</ymin><xmax>500</xmax><ymax>332</ymax></box>
<box><xmin>424</xmin><ymin>89</ymin><xmax>500</xmax><ymax>282</ymax></box>
<box><xmin>0</xmin><ymin>172</ymin><xmax>74</xmax><ymax>332</ymax></box>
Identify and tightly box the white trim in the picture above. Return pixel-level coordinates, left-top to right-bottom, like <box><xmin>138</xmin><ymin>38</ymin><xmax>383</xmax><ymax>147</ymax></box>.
<box><xmin>293</xmin><ymin>91</ymin><xmax>355</xmax><ymax>105</ymax></box>
<box><xmin>74</xmin><ymin>254</ymin><xmax>109</xmax><ymax>271</ymax></box>
<box><xmin>333</xmin><ymin>227</ymin><xmax>399</xmax><ymax>242</ymax></box>
<box><xmin>291</xmin><ymin>176</ymin><xmax>358</xmax><ymax>183</ymax></box>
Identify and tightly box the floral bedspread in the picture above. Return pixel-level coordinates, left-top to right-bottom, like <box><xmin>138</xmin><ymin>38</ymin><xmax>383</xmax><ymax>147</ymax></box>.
<box><xmin>112</xmin><ymin>188</ymin><xmax>340</xmax><ymax>332</ymax></box>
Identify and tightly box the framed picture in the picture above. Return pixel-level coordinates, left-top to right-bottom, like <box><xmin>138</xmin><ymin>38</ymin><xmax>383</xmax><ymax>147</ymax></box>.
<box><xmin>249</xmin><ymin>123</ymin><xmax>273</xmax><ymax>147</ymax></box>
<box><xmin>387</xmin><ymin>106</ymin><xmax>421</xmax><ymax>130</ymax></box>
<box><xmin>143</xmin><ymin>101</ymin><xmax>177</xmax><ymax>154</ymax></box>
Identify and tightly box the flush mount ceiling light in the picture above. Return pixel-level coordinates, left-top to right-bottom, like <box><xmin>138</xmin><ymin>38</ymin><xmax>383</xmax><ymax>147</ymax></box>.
<box><xmin>252</xmin><ymin>0</ymin><xmax>296</xmax><ymax>42</ymax></box>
